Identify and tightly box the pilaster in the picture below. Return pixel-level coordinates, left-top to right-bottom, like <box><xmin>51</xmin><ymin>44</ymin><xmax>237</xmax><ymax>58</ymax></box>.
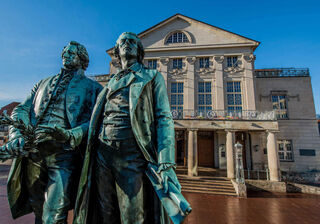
<box><xmin>214</xmin><ymin>56</ymin><xmax>225</xmax><ymax>111</ymax></box>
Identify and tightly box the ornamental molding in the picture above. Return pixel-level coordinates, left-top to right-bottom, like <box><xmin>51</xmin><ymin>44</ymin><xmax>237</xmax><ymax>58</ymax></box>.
<box><xmin>242</xmin><ymin>54</ymin><xmax>256</xmax><ymax>63</ymax></box>
<box><xmin>196</xmin><ymin>67</ymin><xmax>215</xmax><ymax>75</ymax></box>
<box><xmin>214</xmin><ymin>55</ymin><xmax>224</xmax><ymax>64</ymax></box>
<box><xmin>160</xmin><ymin>57</ymin><xmax>169</xmax><ymax>65</ymax></box>
<box><xmin>224</xmin><ymin>66</ymin><xmax>244</xmax><ymax>74</ymax></box>
<box><xmin>168</xmin><ymin>68</ymin><xmax>187</xmax><ymax>76</ymax></box>
<box><xmin>186</xmin><ymin>56</ymin><xmax>196</xmax><ymax>65</ymax></box>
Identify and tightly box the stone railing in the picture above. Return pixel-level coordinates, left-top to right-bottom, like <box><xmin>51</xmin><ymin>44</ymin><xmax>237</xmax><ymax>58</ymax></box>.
<box><xmin>171</xmin><ymin>110</ymin><xmax>276</xmax><ymax>121</ymax></box>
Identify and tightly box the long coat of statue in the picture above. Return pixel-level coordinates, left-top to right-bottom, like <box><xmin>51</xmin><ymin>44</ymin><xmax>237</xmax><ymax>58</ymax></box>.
<box><xmin>73</xmin><ymin>64</ymin><xmax>175</xmax><ymax>224</ymax></box>
<box><xmin>8</xmin><ymin>70</ymin><xmax>102</xmax><ymax>219</ymax></box>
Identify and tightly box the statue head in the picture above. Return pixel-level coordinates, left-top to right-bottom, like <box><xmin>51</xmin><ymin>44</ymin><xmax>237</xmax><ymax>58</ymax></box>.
<box><xmin>61</xmin><ymin>41</ymin><xmax>89</xmax><ymax>70</ymax></box>
<box><xmin>114</xmin><ymin>32</ymin><xmax>144</xmax><ymax>64</ymax></box>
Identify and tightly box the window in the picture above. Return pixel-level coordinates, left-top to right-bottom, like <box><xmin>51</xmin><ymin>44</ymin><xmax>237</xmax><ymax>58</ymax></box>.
<box><xmin>147</xmin><ymin>59</ymin><xmax>157</xmax><ymax>69</ymax></box>
<box><xmin>227</xmin><ymin>81</ymin><xmax>242</xmax><ymax>114</ymax></box>
<box><xmin>278</xmin><ymin>140</ymin><xmax>293</xmax><ymax>161</ymax></box>
<box><xmin>227</xmin><ymin>56</ymin><xmax>238</xmax><ymax>67</ymax></box>
<box><xmin>299</xmin><ymin>149</ymin><xmax>316</xmax><ymax>156</ymax></box>
<box><xmin>272</xmin><ymin>95</ymin><xmax>288</xmax><ymax>119</ymax></box>
<box><xmin>170</xmin><ymin>82</ymin><xmax>184</xmax><ymax>113</ymax></box>
<box><xmin>199</xmin><ymin>57</ymin><xmax>209</xmax><ymax>68</ymax></box>
<box><xmin>173</xmin><ymin>58</ymin><xmax>183</xmax><ymax>69</ymax></box>
<box><xmin>166</xmin><ymin>32</ymin><xmax>189</xmax><ymax>44</ymax></box>
<box><xmin>198</xmin><ymin>82</ymin><xmax>212</xmax><ymax>116</ymax></box>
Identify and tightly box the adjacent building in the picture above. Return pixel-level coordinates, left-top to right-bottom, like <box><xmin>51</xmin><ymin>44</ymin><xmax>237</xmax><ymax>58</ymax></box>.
<box><xmin>0</xmin><ymin>102</ymin><xmax>20</xmax><ymax>146</ymax></box>
<box><xmin>95</xmin><ymin>14</ymin><xmax>320</xmax><ymax>181</ymax></box>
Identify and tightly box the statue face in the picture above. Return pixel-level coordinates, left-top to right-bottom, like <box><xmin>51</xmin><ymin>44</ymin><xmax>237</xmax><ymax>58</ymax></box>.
<box><xmin>117</xmin><ymin>33</ymin><xmax>139</xmax><ymax>60</ymax></box>
<box><xmin>62</xmin><ymin>44</ymin><xmax>81</xmax><ymax>70</ymax></box>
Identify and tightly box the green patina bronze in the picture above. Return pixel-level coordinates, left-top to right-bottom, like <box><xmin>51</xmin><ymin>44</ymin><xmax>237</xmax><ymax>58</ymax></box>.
<box><xmin>73</xmin><ymin>32</ymin><xmax>191</xmax><ymax>224</ymax></box>
<box><xmin>6</xmin><ymin>41</ymin><xmax>102</xmax><ymax>224</ymax></box>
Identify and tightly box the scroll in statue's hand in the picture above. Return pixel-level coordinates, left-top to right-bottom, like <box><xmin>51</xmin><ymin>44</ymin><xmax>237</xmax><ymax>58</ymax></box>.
<box><xmin>159</xmin><ymin>166</ymin><xmax>181</xmax><ymax>194</ymax></box>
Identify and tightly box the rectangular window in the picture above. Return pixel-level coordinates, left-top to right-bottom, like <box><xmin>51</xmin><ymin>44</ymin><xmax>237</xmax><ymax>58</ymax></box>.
<box><xmin>227</xmin><ymin>81</ymin><xmax>242</xmax><ymax>114</ymax></box>
<box><xmin>173</xmin><ymin>58</ymin><xmax>183</xmax><ymax>69</ymax></box>
<box><xmin>147</xmin><ymin>59</ymin><xmax>157</xmax><ymax>69</ymax></box>
<box><xmin>171</xmin><ymin>82</ymin><xmax>184</xmax><ymax>114</ymax></box>
<box><xmin>227</xmin><ymin>56</ymin><xmax>238</xmax><ymax>67</ymax></box>
<box><xmin>272</xmin><ymin>95</ymin><xmax>288</xmax><ymax>119</ymax></box>
<box><xmin>299</xmin><ymin>149</ymin><xmax>316</xmax><ymax>156</ymax></box>
<box><xmin>278</xmin><ymin>140</ymin><xmax>294</xmax><ymax>161</ymax></box>
<box><xmin>198</xmin><ymin>82</ymin><xmax>212</xmax><ymax>116</ymax></box>
<box><xmin>199</xmin><ymin>57</ymin><xmax>209</xmax><ymax>68</ymax></box>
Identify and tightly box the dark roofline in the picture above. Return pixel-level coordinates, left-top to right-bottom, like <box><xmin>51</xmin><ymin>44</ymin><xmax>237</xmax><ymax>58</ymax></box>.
<box><xmin>106</xmin><ymin>13</ymin><xmax>260</xmax><ymax>53</ymax></box>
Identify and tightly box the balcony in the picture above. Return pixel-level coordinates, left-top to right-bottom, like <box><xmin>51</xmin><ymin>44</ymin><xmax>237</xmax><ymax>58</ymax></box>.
<box><xmin>171</xmin><ymin>110</ymin><xmax>276</xmax><ymax>121</ymax></box>
<box><xmin>255</xmin><ymin>68</ymin><xmax>309</xmax><ymax>78</ymax></box>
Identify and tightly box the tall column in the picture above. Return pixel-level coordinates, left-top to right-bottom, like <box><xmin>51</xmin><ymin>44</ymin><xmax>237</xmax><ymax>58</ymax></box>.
<box><xmin>226</xmin><ymin>130</ymin><xmax>235</xmax><ymax>179</ymax></box>
<box><xmin>267</xmin><ymin>131</ymin><xmax>280</xmax><ymax>181</ymax></box>
<box><xmin>159</xmin><ymin>57</ymin><xmax>169</xmax><ymax>89</ymax></box>
<box><xmin>214</xmin><ymin>56</ymin><xmax>225</xmax><ymax>111</ymax></box>
<box><xmin>245</xmin><ymin>132</ymin><xmax>252</xmax><ymax>170</ymax></box>
<box><xmin>185</xmin><ymin>57</ymin><xmax>196</xmax><ymax>111</ymax></box>
<box><xmin>188</xmin><ymin>129</ymin><xmax>198</xmax><ymax>176</ymax></box>
<box><xmin>242</xmin><ymin>54</ymin><xmax>256</xmax><ymax>111</ymax></box>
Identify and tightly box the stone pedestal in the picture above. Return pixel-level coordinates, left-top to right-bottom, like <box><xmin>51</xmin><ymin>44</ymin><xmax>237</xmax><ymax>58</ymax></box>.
<box><xmin>226</xmin><ymin>131</ymin><xmax>235</xmax><ymax>179</ymax></box>
<box><xmin>188</xmin><ymin>129</ymin><xmax>198</xmax><ymax>176</ymax></box>
<box><xmin>267</xmin><ymin>131</ymin><xmax>280</xmax><ymax>181</ymax></box>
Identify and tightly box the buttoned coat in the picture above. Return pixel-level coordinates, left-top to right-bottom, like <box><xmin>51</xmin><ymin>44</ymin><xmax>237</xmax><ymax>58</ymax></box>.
<box><xmin>8</xmin><ymin>69</ymin><xmax>102</xmax><ymax>219</ymax></box>
<box><xmin>73</xmin><ymin>63</ymin><xmax>175</xmax><ymax>224</ymax></box>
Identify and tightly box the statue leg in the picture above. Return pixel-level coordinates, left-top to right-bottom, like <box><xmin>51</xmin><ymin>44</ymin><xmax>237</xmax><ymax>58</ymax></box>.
<box><xmin>42</xmin><ymin>150</ymin><xmax>80</xmax><ymax>224</ymax></box>
<box><xmin>112</xmin><ymin>142</ymin><xmax>147</xmax><ymax>224</ymax></box>
<box><xmin>25</xmin><ymin>155</ymin><xmax>47</xmax><ymax>222</ymax></box>
<box><xmin>94</xmin><ymin>143</ymin><xmax>121</xmax><ymax>224</ymax></box>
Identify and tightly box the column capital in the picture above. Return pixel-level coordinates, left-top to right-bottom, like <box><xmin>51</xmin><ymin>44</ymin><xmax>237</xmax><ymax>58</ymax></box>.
<box><xmin>242</xmin><ymin>53</ymin><xmax>256</xmax><ymax>63</ymax></box>
<box><xmin>225</xmin><ymin>129</ymin><xmax>237</xmax><ymax>133</ymax></box>
<box><xmin>186</xmin><ymin>56</ymin><xmax>196</xmax><ymax>65</ymax></box>
<box><xmin>188</xmin><ymin>128</ymin><xmax>198</xmax><ymax>132</ymax></box>
<box><xmin>266</xmin><ymin>130</ymin><xmax>280</xmax><ymax>134</ymax></box>
<box><xmin>160</xmin><ymin>57</ymin><xmax>169</xmax><ymax>65</ymax></box>
<box><xmin>214</xmin><ymin>55</ymin><xmax>224</xmax><ymax>64</ymax></box>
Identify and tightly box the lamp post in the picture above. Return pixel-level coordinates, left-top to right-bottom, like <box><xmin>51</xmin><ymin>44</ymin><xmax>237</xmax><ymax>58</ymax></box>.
<box><xmin>235</xmin><ymin>142</ymin><xmax>245</xmax><ymax>183</ymax></box>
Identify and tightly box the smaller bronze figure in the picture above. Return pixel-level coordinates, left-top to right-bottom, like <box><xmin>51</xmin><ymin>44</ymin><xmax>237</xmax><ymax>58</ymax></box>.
<box><xmin>6</xmin><ymin>41</ymin><xmax>102</xmax><ymax>224</ymax></box>
<box><xmin>73</xmin><ymin>32</ymin><xmax>190</xmax><ymax>224</ymax></box>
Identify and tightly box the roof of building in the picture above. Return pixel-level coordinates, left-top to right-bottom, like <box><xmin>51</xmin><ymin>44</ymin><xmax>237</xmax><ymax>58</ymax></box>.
<box><xmin>106</xmin><ymin>13</ymin><xmax>260</xmax><ymax>53</ymax></box>
<box><xmin>255</xmin><ymin>68</ymin><xmax>310</xmax><ymax>78</ymax></box>
<box><xmin>0</xmin><ymin>102</ymin><xmax>20</xmax><ymax>116</ymax></box>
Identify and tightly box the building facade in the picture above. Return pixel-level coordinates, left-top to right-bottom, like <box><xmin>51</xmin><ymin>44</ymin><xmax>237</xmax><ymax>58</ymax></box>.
<box><xmin>97</xmin><ymin>14</ymin><xmax>320</xmax><ymax>181</ymax></box>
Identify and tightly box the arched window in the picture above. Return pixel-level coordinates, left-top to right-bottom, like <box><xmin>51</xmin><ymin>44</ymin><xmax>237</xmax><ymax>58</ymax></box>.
<box><xmin>166</xmin><ymin>32</ymin><xmax>189</xmax><ymax>44</ymax></box>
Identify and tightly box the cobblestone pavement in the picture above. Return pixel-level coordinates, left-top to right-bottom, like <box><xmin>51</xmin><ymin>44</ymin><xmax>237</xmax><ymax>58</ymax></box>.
<box><xmin>1</xmin><ymin>164</ymin><xmax>320</xmax><ymax>224</ymax></box>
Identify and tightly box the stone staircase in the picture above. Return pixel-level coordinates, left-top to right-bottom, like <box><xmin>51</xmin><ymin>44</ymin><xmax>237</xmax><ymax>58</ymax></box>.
<box><xmin>176</xmin><ymin>166</ymin><xmax>237</xmax><ymax>196</ymax></box>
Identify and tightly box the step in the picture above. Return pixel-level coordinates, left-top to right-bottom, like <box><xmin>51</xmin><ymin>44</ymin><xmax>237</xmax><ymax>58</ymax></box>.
<box><xmin>181</xmin><ymin>186</ymin><xmax>236</xmax><ymax>193</ymax></box>
<box><xmin>180</xmin><ymin>182</ymin><xmax>234</xmax><ymax>189</ymax></box>
<box><xmin>182</xmin><ymin>188</ymin><xmax>237</xmax><ymax>196</ymax></box>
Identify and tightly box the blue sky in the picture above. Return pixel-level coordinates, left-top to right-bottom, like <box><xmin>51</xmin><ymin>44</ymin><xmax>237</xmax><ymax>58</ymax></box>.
<box><xmin>0</xmin><ymin>0</ymin><xmax>319</xmax><ymax>113</ymax></box>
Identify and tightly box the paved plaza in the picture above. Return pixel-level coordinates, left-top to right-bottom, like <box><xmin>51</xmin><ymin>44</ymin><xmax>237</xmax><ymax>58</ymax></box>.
<box><xmin>1</xmin><ymin>164</ymin><xmax>320</xmax><ymax>224</ymax></box>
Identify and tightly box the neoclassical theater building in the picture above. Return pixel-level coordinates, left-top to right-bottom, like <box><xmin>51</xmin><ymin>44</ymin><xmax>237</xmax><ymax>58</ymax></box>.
<box><xmin>95</xmin><ymin>14</ymin><xmax>320</xmax><ymax>182</ymax></box>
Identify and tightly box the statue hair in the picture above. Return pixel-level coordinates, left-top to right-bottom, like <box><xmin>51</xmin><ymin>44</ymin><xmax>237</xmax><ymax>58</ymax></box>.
<box><xmin>113</xmin><ymin>32</ymin><xmax>145</xmax><ymax>63</ymax></box>
<box><xmin>61</xmin><ymin>41</ymin><xmax>89</xmax><ymax>70</ymax></box>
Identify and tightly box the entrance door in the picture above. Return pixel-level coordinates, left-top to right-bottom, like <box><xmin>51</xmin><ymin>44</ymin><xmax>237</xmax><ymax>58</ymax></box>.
<box><xmin>175</xmin><ymin>130</ymin><xmax>186</xmax><ymax>166</ymax></box>
<box><xmin>198</xmin><ymin>131</ymin><xmax>214</xmax><ymax>167</ymax></box>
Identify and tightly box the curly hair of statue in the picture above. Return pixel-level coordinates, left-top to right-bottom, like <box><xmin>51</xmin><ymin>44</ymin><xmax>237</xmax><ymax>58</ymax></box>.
<box><xmin>61</xmin><ymin>41</ymin><xmax>89</xmax><ymax>70</ymax></box>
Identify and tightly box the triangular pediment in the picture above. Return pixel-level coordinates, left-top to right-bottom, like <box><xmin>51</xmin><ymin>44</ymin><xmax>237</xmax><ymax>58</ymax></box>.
<box><xmin>139</xmin><ymin>14</ymin><xmax>259</xmax><ymax>50</ymax></box>
<box><xmin>106</xmin><ymin>14</ymin><xmax>259</xmax><ymax>55</ymax></box>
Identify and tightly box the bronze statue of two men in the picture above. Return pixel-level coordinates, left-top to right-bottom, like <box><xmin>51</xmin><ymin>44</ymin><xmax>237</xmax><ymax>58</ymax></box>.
<box><xmin>4</xmin><ymin>32</ymin><xmax>190</xmax><ymax>224</ymax></box>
